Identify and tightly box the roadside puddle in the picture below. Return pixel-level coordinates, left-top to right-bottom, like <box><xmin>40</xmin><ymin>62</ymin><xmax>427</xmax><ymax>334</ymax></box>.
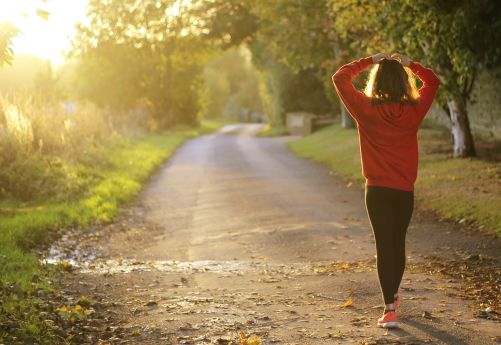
<box><xmin>45</xmin><ymin>238</ymin><xmax>313</xmax><ymax>275</ymax></box>
<box><xmin>68</xmin><ymin>258</ymin><xmax>314</xmax><ymax>276</ymax></box>
<box><xmin>45</xmin><ymin>234</ymin><xmax>377</xmax><ymax>277</ymax></box>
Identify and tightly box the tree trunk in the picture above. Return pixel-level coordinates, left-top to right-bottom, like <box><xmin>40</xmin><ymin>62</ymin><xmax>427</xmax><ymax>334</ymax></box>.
<box><xmin>330</xmin><ymin>40</ymin><xmax>355</xmax><ymax>129</ymax></box>
<box><xmin>340</xmin><ymin>103</ymin><xmax>355</xmax><ymax>128</ymax></box>
<box><xmin>447</xmin><ymin>96</ymin><xmax>476</xmax><ymax>158</ymax></box>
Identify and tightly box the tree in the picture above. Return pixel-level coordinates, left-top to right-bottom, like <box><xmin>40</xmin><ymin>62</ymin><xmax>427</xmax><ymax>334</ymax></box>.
<box><xmin>72</xmin><ymin>0</ymin><xmax>211</xmax><ymax>127</ymax></box>
<box><xmin>202</xmin><ymin>47</ymin><xmax>262</xmax><ymax>120</ymax></box>
<box><xmin>388</xmin><ymin>0</ymin><xmax>501</xmax><ymax>157</ymax></box>
<box><xmin>249</xmin><ymin>0</ymin><xmax>355</xmax><ymax>127</ymax></box>
<box><xmin>190</xmin><ymin>0</ymin><xmax>340</xmax><ymax>127</ymax></box>
<box><xmin>330</xmin><ymin>0</ymin><xmax>501</xmax><ymax>157</ymax></box>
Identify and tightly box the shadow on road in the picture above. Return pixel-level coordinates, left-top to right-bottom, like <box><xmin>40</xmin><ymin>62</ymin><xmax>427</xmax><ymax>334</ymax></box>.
<box><xmin>395</xmin><ymin>317</ymin><xmax>470</xmax><ymax>345</ymax></box>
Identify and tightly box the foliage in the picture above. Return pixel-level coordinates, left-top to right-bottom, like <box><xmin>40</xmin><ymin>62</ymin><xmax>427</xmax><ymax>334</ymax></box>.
<box><xmin>202</xmin><ymin>47</ymin><xmax>262</xmax><ymax>120</ymax></box>
<box><xmin>0</xmin><ymin>1</ymin><xmax>52</xmax><ymax>67</ymax></box>
<box><xmin>72</xmin><ymin>0</ymin><xmax>212</xmax><ymax>128</ymax></box>
<box><xmin>329</xmin><ymin>0</ymin><xmax>501</xmax><ymax>156</ymax></box>
<box><xmin>0</xmin><ymin>95</ymin><xmax>122</xmax><ymax>200</ymax></box>
<box><xmin>249</xmin><ymin>38</ymin><xmax>333</xmax><ymax>126</ymax></box>
<box><xmin>0</xmin><ymin>125</ymin><xmax>221</xmax><ymax>285</ymax></box>
<box><xmin>0</xmin><ymin>22</ymin><xmax>20</xmax><ymax>66</ymax></box>
<box><xmin>250</xmin><ymin>41</ymin><xmax>291</xmax><ymax>126</ymax></box>
<box><xmin>191</xmin><ymin>0</ymin><xmax>337</xmax><ymax>126</ymax></box>
<box><xmin>72</xmin><ymin>43</ymin><xmax>146</xmax><ymax>111</ymax></box>
<box><xmin>249</xmin><ymin>0</ymin><xmax>342</xmax><ymax>119</ymax></box>
<box><xmin>0</xmin><ymin>153</ymin><xmax>87</xmax><ymax>202</ymax></box>
<box><xmin>32</xmin><ymin>62</ymin><xmax>64</xmax><ymax>102</ymax></box>
<box><xmin>208</xmin><ymin>0</ymin><xmax>500</xmax><ymax>150</ymax></box>
<box><xmin>370</xmin><ymin>0</ymin><xmax>501</xmax><ymax>103</ymax></box>
<box><xmin>250</xmin><ymin>0</ymin><xmax>334</xmax><ymax>72</ymax></box>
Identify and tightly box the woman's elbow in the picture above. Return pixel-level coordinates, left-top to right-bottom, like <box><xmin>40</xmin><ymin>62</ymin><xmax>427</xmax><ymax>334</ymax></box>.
<box><xmin>332</xmin><ymin>73</ymin><xmax>343</xmax><ymax>87</ymax></box>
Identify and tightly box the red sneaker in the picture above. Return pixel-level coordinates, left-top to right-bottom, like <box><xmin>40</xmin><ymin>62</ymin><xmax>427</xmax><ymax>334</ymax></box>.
<box><xmin>377</xmin><ymin>310</ymin><xmax>399</xmax><ymax>328</ymax></box>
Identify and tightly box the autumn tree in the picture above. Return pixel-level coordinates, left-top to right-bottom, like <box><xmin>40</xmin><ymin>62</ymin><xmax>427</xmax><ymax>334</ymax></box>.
<box><xmin>330</xmin><ymin>0</ymin><xmax>501</xmax><ymax>157</ymax></box>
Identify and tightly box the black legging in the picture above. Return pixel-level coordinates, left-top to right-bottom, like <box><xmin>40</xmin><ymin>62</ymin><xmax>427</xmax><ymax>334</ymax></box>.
<box><xmin>365</xmin><ymin>185</ymin><xmax>414</xmax><ymax>305</ymax></box>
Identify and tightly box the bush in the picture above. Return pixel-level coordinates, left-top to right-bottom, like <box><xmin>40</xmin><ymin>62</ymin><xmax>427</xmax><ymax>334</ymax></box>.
<box><xmin>0</xmin><ymin>153</ymin><xmax>87</xmax><ymax>201</ymax></box>
<box><xmin>0</xmin><ymin>95</ymin><xmax>131</xmax><ymax>201</ymax></box>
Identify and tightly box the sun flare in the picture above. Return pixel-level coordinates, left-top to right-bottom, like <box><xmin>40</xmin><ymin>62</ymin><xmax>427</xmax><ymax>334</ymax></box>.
<box><xmin>0</xmin><ymin>0</ymin><xmax>88</xmax><ymax>66</ymax></box>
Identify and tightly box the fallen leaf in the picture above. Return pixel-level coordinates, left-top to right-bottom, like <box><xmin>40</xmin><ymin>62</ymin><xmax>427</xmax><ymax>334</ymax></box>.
<box><xmin>239</xmin><ymin>331</ymin><xmax>263</xmax><ymax>345</ymax></box>
<box><xmin>339</xmin><ymin>299</ymin><xmax>353</xmax><ymax>308</ymax></box>
<box><xmin>338</xmin><ymin>263</ymin><xmax>350</xmax><ymax>270</ymax></box>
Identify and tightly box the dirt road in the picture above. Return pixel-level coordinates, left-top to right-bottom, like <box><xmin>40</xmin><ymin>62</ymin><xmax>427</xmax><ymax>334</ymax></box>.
<box><xmin>53</xmin><ymin>124</ymin><xmax>500</xmax><ymax>344</ymax></box>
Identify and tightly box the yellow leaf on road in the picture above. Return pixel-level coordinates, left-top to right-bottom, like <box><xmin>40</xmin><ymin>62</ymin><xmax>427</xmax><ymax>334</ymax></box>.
<box><xmin>239</xmin><ymin>331</ymin><xmax>263</xmax><ymax>345</ymax></box>
<box><xmin>338</xmin><ymin>263</ymin><xmax>350</xmax><ymax>270</ymax></box>
<box><xmin>339</xmin><ymin>299</ymin><xmax>353</xmax><ymax>308</ymax></box>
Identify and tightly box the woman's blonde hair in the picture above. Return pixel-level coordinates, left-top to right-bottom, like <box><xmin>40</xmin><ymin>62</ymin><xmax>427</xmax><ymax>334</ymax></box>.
<box><xmin>364</xmin><ymin>59</ymin><xmax>419</xmax><ymax>104</ymax></box>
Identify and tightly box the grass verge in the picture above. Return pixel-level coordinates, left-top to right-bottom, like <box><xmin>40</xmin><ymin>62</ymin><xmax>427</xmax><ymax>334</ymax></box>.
<box><xmin>0</xmin><ymin>120</ymin><xmax>226</xmax><ymax>344</ymax></box>
<box><xmin>288</xmin><ymin>123</ymin><xmax>501</xmax><ymax>236</ymax></box>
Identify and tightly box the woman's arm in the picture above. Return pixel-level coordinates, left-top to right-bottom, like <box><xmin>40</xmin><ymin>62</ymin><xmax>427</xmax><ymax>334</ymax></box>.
<box><xmin>332</xmin><ymin>55</ymin><xmax>382</xmax><ymax>122</ymax></box>
<box><xmin>408</xmin><ymin>61</ymin><xmax>441</xmax><ymax>119</ymax></box>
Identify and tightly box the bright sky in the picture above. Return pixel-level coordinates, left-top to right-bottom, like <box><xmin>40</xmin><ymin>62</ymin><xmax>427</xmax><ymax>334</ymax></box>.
<box><xmin>0</xmin><ymin>0</ymin><xmax>88</xmax><ymax>66</ymax></box>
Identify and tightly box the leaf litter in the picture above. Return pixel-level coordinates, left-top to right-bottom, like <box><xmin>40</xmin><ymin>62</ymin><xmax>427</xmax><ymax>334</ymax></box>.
<box><xmin>408</xmin><ymin>254</ymin><xmax>501</xmax><ymax>321</ymax></box>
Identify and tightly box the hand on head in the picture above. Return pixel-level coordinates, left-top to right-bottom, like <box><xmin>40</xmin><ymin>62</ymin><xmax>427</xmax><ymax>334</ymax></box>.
<box><xmin>390</xmin><ymin>52</ymin><xmax>411</xmax><ymax>66</ymax></box>
<box><xmin>372</xmin><ymin>53</ymin><xmax>390</xmax><ymax>63</ymax></box>
<box><xmin>371</xmin><ymin>52</ymin><xmax>411</xmax><ymax>66</ymax></box>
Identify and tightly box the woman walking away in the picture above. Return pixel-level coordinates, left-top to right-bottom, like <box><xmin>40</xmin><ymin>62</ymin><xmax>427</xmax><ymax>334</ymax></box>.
<box><xmin>332</xmin><ymin>53</ymin><xmax>440</xmax><ymax>328</ymax></box>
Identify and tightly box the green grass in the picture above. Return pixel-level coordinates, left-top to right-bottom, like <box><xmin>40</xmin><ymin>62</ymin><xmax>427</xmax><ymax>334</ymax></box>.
<box><xmin>257</xmin><ymin>123</ymin><xmax>289</xmax><ymax>137</ymax></box>
<box><xmin>0</xmin><ymin>120</ymin><xmax>226</xmax><ymax>344</ymax></box>
<box><xmin>288</xmin><ymin>123</ymin><xmax>501</xmax><ymax>236</ymax></box>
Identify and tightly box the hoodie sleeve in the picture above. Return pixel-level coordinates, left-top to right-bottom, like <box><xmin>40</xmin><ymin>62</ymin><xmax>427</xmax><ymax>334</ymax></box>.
<box><xmin>408</xmin><ymin>61</ymin><xmax>441</xmax><ymax>120</ymax></box>
<box><xmin>332</xmin><ymin>56</ymin><xmax>373</xmax><ymax>123</ymax></box>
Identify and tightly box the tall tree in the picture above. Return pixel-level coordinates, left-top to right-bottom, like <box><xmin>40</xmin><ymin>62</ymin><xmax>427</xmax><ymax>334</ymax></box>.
<box><xmin>330</xmin><ymin>0</ymin><xmax>501</xmax><ymax>157</ymax></box>
<box><xmin>389</xmin><ymin>0</ymin><xmax>501</xmax><ymax>157</ymax></box>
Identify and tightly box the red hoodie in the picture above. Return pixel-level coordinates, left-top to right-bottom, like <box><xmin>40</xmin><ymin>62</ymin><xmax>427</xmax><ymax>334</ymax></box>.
<box><xmin>332</xmin><ymin>56</ymin><xmax>440</xmax><ymax>191</ymax></box>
